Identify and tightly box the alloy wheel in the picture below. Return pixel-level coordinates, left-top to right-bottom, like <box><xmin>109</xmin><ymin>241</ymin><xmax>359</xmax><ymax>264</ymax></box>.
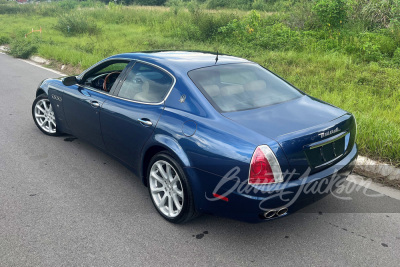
<box><xmin>34</xmin><ymin>99</ymin><xmax>56</xmax><ymax>134</ymax></box>
<box><xmin>149</xmin><ymin>160</ymin><xmax>184</xmax><ymax>218</ymax></box>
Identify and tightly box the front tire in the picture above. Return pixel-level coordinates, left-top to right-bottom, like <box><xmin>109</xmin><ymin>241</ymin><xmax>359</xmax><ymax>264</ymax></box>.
<box><xmin>147</xmin><ymin>152</ymin><xmax>197</xmax><ymax>224</ymax></box>
<box><xmin>32</xmin><ymin>94</ymin><xmax>60</xmax><ymax>136</ymax></box>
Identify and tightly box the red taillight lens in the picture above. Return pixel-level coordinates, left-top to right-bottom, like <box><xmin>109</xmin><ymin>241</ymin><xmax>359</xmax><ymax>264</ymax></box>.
<box><xmin>248</xmin><ymin>145</ymin><xmax>283</xmax><ymax>185</ymax></box>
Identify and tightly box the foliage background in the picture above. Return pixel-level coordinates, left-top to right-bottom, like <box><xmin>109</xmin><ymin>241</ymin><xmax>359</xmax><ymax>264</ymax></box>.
<box><xmin>0</xmin><ymin>0</ymin><xmax>399</xmax><ymax>165</ymax></box>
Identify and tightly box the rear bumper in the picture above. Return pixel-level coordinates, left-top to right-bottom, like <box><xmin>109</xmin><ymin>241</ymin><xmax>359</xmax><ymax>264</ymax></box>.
<box><xmin>193</xmin><ymin>144</ymin><xmax>358</xmax><ymax>223</ymax></box>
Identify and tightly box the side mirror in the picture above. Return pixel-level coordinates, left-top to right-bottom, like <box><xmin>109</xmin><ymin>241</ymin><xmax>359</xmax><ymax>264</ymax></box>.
<box><xmin>62</xmin><ymin>76</ymin><xmax>78</xmax><ymax>86</ymax></box>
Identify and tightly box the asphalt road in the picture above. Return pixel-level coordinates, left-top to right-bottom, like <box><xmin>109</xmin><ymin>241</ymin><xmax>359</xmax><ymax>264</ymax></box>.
<box><xmin>1</xmin><ymin>53</ymin><xmax>400</xmax><ymax>267</ymax></box>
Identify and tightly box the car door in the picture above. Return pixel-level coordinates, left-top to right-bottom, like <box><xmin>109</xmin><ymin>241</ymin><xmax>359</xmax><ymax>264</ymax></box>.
<box><xmin>63</xmin><ymin>86</ymin><xmax>110</xmax><ymax>149</ymax></box>
<box><xmin>100</xmin><ymin>61</ymin><xmax>175</xmax><ymax>168</ymax></box>
<box><xmin>62</xmin><ymin>60</ymin><xmax>131</xmax><ymax>149</ymax></box>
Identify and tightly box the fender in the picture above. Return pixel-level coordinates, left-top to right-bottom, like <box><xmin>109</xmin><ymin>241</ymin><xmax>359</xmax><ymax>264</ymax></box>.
<box><xmin>140</xmin><ymin>133</ymin><xmax>191</xmax><ymax>186</ymax></box>
<box><xmin>35</xmin><ymin>78</ymin><xmax>72</xmax><ymax>134</ymax></box>
<box><xmin>140</xmin><ymin>132</ymin><xmax>211</xmax><ymax>212</ymax></box>
<box><xmin>35</xmin><ymin>79</ymin><xmax>51</xmax><ymax>97</ymax></box>
<box><xmin>153</xmin><ymin>134</ymin><xmax>191</xmax><ymax>167</ymax></box>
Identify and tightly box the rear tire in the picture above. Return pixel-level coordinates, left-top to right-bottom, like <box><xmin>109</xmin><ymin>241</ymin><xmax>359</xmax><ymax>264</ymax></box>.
<box><xmin>147</xmin><ymin>152</ymin><xmax>198</xmax><ymax>224</ymax></box>
<box><xmin>32</xmin><ymin>94</ymin><xmax>60</xmax><ymax>136</ymax></box>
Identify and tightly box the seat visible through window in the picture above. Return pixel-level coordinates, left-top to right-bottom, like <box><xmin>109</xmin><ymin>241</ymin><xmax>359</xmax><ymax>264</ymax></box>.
<box><xmin>117</xmin><ymin>62</ymin><xmax>173</xmax><ymax>103</ymax></box>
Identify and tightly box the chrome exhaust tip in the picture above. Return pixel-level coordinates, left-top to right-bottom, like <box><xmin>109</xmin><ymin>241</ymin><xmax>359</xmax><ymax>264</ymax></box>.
<box><xmin>277</xmin><ymin>207</ymin><xmax>288</xmax><ymax>216</ymax></box>
<box><xmin>264</xmin><ymin>210</ymin><xmax>276</xmax><ymax>219</ymax></box>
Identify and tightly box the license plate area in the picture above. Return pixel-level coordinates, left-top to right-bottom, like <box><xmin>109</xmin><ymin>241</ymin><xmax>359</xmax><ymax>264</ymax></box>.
<box><xmin>304</xmin><ymin>132</ymin><xmax>347</xmax><ymax>169</ymax></box>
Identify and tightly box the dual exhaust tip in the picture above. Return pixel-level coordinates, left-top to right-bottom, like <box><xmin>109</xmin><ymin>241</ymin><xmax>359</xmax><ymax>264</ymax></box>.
<box><xmin>263</xmin><ymin>207</ymin><xmax>288</xmax><ymax>219</ymax></box>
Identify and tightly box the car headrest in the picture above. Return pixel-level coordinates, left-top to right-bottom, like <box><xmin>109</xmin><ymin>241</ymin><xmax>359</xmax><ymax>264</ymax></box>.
<box><xmin>203</xmin><ymin>85</ymin><xmax>220</xmax><ymax>97</ymax></box>
<box><xmin>141</xmin><ymin>80</ymin><xmax>150</xmax><ymax>93</ymax></box>
<box><xmin>196</xmin><ymin>70</ymin><xmax>220</xmax><ymax>85</ymax></box>
<box><xmin>221</xmin><ymin>85</ymin><xmax>244</xmax><ymax>96</ymax></box>
<box><xmin>245</xmin><ymin>80</ymin><xmax>267</xmax><ymax>92</ymax></box>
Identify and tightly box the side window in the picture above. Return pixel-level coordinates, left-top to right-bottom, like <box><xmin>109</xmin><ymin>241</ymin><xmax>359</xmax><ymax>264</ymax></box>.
<box><xmin>93</xmin><ymin>62</ymin><xmax>128</xmax><ymax>76</ymax></box>
<box><xmin>82</xmin><ymin>60</ymin><xmax>129</xmax><ymax>92</ymax></box>
<box><xmin>118</xmin><ymin>62</ymin><xmax>173</xmax><ymax>103</ymax></box>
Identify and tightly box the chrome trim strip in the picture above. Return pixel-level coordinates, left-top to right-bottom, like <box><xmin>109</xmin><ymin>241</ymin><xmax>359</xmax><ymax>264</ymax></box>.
<box><xmin>308</xmin><ymin>131</ymin><xmax>348</xmax><ymax>150</ymax></box>
<box><xmin>78</xmin><ymin>58</ymin><xmax>177</xmax><ymax>106</ymax></box>
<box><xmin>313</xmin><ymin>153</ymin><xmax>345</xmax><ymax>169</ymax></box>
<box><xmin>305</xmin><ymin>132</ymin><xmax>350</xmax><ymax>169</ymax></box>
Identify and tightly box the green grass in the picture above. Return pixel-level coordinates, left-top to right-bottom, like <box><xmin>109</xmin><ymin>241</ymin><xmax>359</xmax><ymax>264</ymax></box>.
<box><xmin>0</xmin><ymin>1</ymin><xmax>399</xmax><ymax>165</ymax></box>
<box><xmin>251</xmin><ymin>51</ymin><xmax>400</xmax><ymax>164</ymax></box>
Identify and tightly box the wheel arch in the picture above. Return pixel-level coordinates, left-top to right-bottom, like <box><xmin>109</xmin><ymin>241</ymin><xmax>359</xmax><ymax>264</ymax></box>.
<box><xmin>141</xmin><ymin>135</ymin><xmax>191</xmax><ymax>187</ymax></box>
<box><xmin>35</xmin><ymin>78</ymin><xmax>53</xmax><ymax>98</ymax></box>
<box><xmin>36</xmin><ymin>88</ymin><xmax>46</xmax><ymax>97</ymax></box>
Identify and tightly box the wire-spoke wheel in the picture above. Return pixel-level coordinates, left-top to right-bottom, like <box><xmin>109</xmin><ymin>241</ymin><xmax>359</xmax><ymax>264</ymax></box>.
<box><xmin>32</xmin><ymin>94</ymin><xmax>60</xmax><ymax>136</ymax></box>
<box><xmin>147</xmin><ymin>152</ymin><xmax>198</xmax><ymax>223</ymax></box>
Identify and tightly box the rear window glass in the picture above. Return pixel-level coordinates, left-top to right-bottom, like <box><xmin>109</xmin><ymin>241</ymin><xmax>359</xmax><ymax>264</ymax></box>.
<box><xmin>188</xmin><ymin>63</ymin><xmax>303</xmax><ymax>112</ymax></box>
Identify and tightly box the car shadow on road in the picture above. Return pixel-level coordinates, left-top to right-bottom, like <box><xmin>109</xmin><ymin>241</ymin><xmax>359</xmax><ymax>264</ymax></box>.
<box><xmin>54</xmin><ymin>134</ymin><xmax>399</xmax><ymax>249</ymax></box>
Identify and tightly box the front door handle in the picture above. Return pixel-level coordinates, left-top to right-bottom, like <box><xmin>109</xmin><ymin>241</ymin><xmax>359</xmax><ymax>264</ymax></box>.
<box><xmin>90</xmin><ymin>101</ymin><xmax>100</xmax><ymax>108</ymax></box>
<box><xmin>138</xmin><ymin>118</ymin><xmax>153</xmax><ymax>127</ymax></box>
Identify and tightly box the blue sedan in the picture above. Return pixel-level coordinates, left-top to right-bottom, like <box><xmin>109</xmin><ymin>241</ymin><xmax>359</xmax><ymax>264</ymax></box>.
<box><xmin>32</xmin><ymin>51</ymin><xmax>357</xmax><ymax>223</ymax></box>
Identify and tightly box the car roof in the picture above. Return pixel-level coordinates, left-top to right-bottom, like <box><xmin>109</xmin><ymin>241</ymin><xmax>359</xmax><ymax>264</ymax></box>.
<box><xmin>108</xmin><ymin>51</ymin><xmax>251</xmax><ymax>73</ymax></box>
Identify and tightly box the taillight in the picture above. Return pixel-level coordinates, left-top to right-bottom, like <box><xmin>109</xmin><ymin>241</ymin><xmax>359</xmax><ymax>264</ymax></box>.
<box><xmin>248</xmin><ymin>145</ymin><xmax>283</xmax><ymax>184</ymax></box>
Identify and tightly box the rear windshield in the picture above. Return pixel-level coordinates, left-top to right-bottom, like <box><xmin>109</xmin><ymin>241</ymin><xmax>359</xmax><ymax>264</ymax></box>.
<box><xmin>188</xmin><ymin>63</ymin><xmax>303</xmax><ymax>112</ymax></box>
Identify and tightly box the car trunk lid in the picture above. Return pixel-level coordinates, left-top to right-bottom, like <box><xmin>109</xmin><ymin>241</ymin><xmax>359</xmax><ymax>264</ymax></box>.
<box><xmin>223</xmin><ymin>96</ymin><xmax>356</xmax><ymax>178</ymax></box>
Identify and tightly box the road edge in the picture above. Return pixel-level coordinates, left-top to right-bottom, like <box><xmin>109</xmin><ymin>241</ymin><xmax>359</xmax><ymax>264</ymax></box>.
<box><xmin>3</xmin><ymin>50</ymin><xmax>400</xmax><ymax>183</ymax></box>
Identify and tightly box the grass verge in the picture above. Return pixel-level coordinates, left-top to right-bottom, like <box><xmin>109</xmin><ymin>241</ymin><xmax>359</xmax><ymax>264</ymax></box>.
<box><xmin>0</xmin><ymin>2</ymin><xmax>399</xmax><ymax>165</ymax></box>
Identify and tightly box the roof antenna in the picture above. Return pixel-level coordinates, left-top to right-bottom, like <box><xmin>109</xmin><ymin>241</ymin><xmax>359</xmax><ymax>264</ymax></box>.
<box><xmin>215</xmin><ymin>51</ymin><xmax>219</xmax><ymax>64</ymax></box>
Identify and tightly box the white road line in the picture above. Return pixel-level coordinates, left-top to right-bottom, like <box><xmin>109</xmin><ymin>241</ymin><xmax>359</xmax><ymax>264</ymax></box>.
<box><xmin>347</xmin><ymin>174</ymin><xmax>400</xmax><ymax>201</ymax></box>
<box><xmin>19</xmin><ymin>58</ymin><xmax>66</xmax><ymax>76</ymax></box>
<box><xmin>0</xmin><ymin>53</ymin><xmax>65</xmax><ymax>75</ymax></box>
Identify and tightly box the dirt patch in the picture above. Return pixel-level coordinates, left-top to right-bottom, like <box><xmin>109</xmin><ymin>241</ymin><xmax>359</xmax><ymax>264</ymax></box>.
<box><xmin>354</xmin><ymin>168</ymin><xmax>400</xmax><ymax>190</ymax></box>
<box><xmin>46</xmin><ymin>60</ymin><xmax>82</xmax><ymax>76</ymax></box>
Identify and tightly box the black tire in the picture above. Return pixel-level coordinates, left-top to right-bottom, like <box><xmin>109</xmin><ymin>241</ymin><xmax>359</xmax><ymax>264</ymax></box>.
<box><xmin>32</xmin><ymin>94</ymin><xmax>61</xmax><ymax>136</ymax></box>
<box><xmin>147</xmin><ymin>152</ymin><xmax>198</xmax><ymax>224</ymax></box>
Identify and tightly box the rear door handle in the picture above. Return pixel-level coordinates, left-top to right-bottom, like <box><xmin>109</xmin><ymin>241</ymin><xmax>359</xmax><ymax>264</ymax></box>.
<box><xmin>138</xmin><ymin>118</ymin><xmax>153</xmax><ymax>127</ymax></box>
<box><xmin>90</xmin><ymin>101</ymin><xmax>100</xmax><ymax>108</ymax></box>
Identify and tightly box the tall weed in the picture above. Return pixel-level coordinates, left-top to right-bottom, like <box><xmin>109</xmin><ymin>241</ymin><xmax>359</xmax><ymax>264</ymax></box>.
<box><xmin>9</xmin><ymin>35</ymin><xmax>39</xmax><ymax>59</ymax></box>
<box><xmin>55</xmin><ymin>13</ymin><xmax>101</xmax><ymax>36</ymax></box>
